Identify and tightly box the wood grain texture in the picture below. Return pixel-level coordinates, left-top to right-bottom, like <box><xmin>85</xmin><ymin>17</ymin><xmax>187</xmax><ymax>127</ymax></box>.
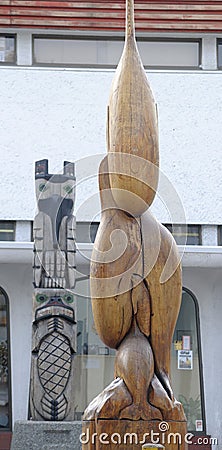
<box><xmin>90</xmin><ymin>164</ymin><xmax>184</xmax><ymax>422</ymax></box>
<box><xmin>106</xmin><ymin>8</ymin><xmax>159</xmax><ymax>215</ymax></box>
<box><xmin>90</xmin><ymin>186</ymin><xmax>185</xmax><ymax>421</ymax></box>
<box><xmin>84</xmin><ymin>0</ymin><xmax>187</xmax><ymax>447</ymax></box>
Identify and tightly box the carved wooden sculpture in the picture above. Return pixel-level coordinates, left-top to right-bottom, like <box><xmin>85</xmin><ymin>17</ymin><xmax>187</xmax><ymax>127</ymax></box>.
<box><xmin>29</xmin><ymin>159</ymin><xmax>76</xmax><ymax>421</ymax></box>
<box><xmin>83</xmin><ymin>1</ymin><xmax>187</xmax><ymax>448</ymax></box>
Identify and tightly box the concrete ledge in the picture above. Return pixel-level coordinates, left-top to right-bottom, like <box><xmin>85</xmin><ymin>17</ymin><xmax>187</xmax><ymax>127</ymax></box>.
<box><xmin>10</xmin><ymin>420</ymin><xmax>82</xmax><ymax>450</ymax></box>
<box><xmin>1</xmin><ymin>242</ymin><xmax>222</xmax><ymax>268</ymax></box>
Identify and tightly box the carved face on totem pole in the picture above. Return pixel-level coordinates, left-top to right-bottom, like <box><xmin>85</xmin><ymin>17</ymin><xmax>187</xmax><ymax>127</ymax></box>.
<box><xmin>34</xmin><ymin>159</ymin><xmax>76</xmax><ymax>290</ymax></box>
<box><xmin>30</xmin><ymin>160</ymin><xmax>77</xmax><ymax>421</ymax></box>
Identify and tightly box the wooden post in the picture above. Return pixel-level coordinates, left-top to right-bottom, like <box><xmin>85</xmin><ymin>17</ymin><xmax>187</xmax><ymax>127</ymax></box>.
<box><xmin>82</xmin><ymin>0</ymin><xmax>187</xmax><ymax>448</ymax></box>
<box><xmin>29</xmin><ymin>159</ymin><xmax>77</xmax><ymax>421</ymax></box>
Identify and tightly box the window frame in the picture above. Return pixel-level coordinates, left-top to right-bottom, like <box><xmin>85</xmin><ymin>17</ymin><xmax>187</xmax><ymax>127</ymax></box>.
<box><xmin>32</xmin><ymin>34</ymin><xmax>202</xmax><ymax>70</ymax></box>
<box><xmin>217</xmin><ymin>38</ymin><xmax>222</xmax><ymax>69</ymax></box>
<box><xmin>0</xmin><ymin>287</ymin><xmax>12</xmax><ymax>432</ymax></box>
<box><xmin>32</xmin><ymin>34</ymin><xmax>124</xmax><ymax>68</ymax></box>
<box><xmin>76</xmin><ymin>221</ymin><xmax>99</xmax><ymax>244</ymax></box>
<box><xmin>0</xmin><ymin>222</ymin><xmax>16</xmax><ymax>242</ymax></box>
<box><xmin>217</xmin><ymin>225</ymin><xmax>222</xmax><ymax>245</ymax></box>
<box><xmin>137</xmin><ymin>37</ymin><xmax>202</xmax><ymax>70</ymax></box>
<box><xmin>164</xmin><ymin>224</ymin><xmax>202</xmax><ymax>246</ymax></box>
<box><xmin>180</xmin><ymin>287</ymin><xmax>206</xmax><ymax>435</ymax></box>
<box><xmin>0</xmin><ymin>34</ymin><xmax>17</xmax><ymax>66</ymax></box>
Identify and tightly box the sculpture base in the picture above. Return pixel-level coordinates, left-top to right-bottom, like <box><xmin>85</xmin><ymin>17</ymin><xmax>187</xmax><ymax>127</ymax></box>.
<box><xmin>82</xmin><ymin>420</ymin><xmax>188</xmax><ymax>450</ymax></box>
<box><xmin>10</xmin><ymin>420</ymin><xmax>82</xmax><ymax>450</ymax></box>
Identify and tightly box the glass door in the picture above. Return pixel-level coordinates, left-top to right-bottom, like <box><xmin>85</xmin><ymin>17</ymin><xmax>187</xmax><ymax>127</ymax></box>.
<box><xmin>0</xmin><ymin>289</ymin><xmax>11</xmax><ymax>430</ymax></box>
<box><xmin>171</xmin><ymin>288</ymin><xmax>205</xmax><ymax>433</ymax></box>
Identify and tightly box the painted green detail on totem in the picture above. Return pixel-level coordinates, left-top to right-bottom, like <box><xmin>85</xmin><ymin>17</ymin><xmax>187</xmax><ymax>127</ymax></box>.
<box><xmin>36</xmin><ymin>294</ymin><xmax>48</xmax><ymax>303</ymax></box>
<box><xmin>63</xmin><ymin>294</ymin><xmax>74</xmax><ymax>304</ymax></box>
<box><xmin>64</xmin><ymin>185</ymin><xmax>73</xmax><ymax>195</ymax></box>
<box><xmin>39</xmin><ymin>183</ymin><xmax>47</xmax><ymax>192</ymax></box>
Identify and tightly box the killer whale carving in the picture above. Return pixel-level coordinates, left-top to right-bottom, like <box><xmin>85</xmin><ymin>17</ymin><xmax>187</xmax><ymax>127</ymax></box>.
<box><xmin>83</xmin><ymin>0</ymin><xmax>187</xmax><ymax>448</ymax></box>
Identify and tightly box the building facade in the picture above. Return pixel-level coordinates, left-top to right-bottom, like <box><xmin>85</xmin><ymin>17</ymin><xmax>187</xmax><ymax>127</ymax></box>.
<box><xmin>0</xmin><ymin>2</ymin><xmax>221</xmax><ymax>449</ymax></box>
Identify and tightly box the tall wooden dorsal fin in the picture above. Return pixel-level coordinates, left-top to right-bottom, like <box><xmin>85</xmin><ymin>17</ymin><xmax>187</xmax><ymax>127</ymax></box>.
<box><xmin>126</xmin><ymin>0</ymin><xmax>135</xmax><ymax>39</ymax></box>
<box><xmin>106</xmin><ymin>0</ymin><xmax>159</xmax><ymax>217</ymax></box>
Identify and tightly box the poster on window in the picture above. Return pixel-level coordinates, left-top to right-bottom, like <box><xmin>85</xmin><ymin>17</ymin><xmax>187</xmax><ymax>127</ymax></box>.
<box><xmin>182</xmin><ymin>335</ymin><xmax>191</xmax><ymax>350</ymax></box>
<box><xmin>178</xmin><ymin>350</ymin><xmax>193</xmax><ymax>370</ymax></box>
<box><xmin>195</xmin><ymin>420</ymin><xmax>203</xmax><ymax>432</ymax></box>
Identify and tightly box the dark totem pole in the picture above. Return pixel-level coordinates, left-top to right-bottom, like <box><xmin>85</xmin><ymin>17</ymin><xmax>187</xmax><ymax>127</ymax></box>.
<box><xmin>29</xmin><ymin>159</ymin><xmax>76</xmax><ymax>421</ymax></box>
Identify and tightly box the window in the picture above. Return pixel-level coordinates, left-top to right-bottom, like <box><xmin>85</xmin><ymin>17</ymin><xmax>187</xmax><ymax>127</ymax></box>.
<box><xmin>33</xmin><ymin>35</ymin><xmax>201</xmax><ymax>69</ymax></box>
<box><xmin>138</xmin><ymin>39</ymin><xmax>200</xmax><ymax>69</ymax></box>
<box><xmin>76</xmin><ymin>222</ymin><xmax>99</xmax><ymax>243</ymax></box>
<box><xmin>171</xmin><ymin>288</ymin><xmax>205</xmax><ymax>433</ymax></box>
<box><xmin>0</xmin><ymin>222</ymin><xmax>15</xmax><ymax>241</ymax></box>
<box><xmin>218</xmin><ymin>225</ymin><xmax>222</xmax><ymax>245</ymax></box>
<box><xmin>217</xmin><ymin>39</ymin><xmax>222</xmax><ymax>68</ymax></box>
<box><xmin>0</xmin><ymin>35</ymin><xmax>16</xmax><ymax>64</ymax></box>
<box><xmin>0</xmin><ymin>288</ymin><xmax>11</xmax><ymax>430</ymax></box>
<box><xmin>33</xmin><ymin>36</ymin><xmax>124</xmax><ymax>67</ymax></box>
<box><xmin>164</xmin><ymin>224</ymin><xmax>201</xmax><ymax>245</ymax></box>
<box><xmin>74</xmin><ymin>277</ymin><xmax>115</xmax><ymax>420</ymax></box>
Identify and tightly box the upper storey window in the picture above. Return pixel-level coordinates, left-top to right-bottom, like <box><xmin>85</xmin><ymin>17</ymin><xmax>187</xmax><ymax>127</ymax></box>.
<box><xmin>164</xmin><ymin>224</ymin><xmax>201</xmax><ymax>245</ymax></box>
<box><xmin>218</xmin><ymin>225</ymin><xmax>222</xmax><ymax>244</ymax></box>
<box><xmin>33</xmin><ymin>36</ymin><xmax>201</xmax><ymax>69</ymax></box>
<box><xmin>138</xmin><ymin>39</ymin><xmax>200</xmax><ymax>68</ymax></box>
<box><xmin>0</xmin><ymin>35</ymin><xmax>16</xmax><ymax>64</ymax></box>
<box><xmin>0</xmin><ymin>222</ymin><xmax>15</xmax><ymax>241</ymax></box>
<box><xmin>217</xmin><ymin>40</ymin><xmax>222</xmax><ymax>68</ymax></box>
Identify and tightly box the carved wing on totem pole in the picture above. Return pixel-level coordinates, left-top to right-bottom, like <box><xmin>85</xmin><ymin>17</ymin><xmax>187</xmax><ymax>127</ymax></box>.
<box><xmin>29</xmin><ymin>159</ymin><xmax>76</xmax><ymax>421</ymax></box>
<box><xmin>83</xmin><ymin>0</ymin><xmax>187</xmax><ymax>448</ymax></box>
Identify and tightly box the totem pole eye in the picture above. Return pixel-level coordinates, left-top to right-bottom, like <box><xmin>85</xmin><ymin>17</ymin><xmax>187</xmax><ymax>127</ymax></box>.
<box><xmin>63</xmin><ymin>185</ymin><xmax>73</xmax><ymax>195</ymax></box>
<box><xmin>63</xmin><ymin>294</ymin><xmax>74</xmax><ymax>304</ymax></box>
<box><xmin>39</xmin><ymin>183</ymin><xmax>47</xmax><ymax>192</ymax></box>
<box><xmin>36</xmin><ymin>294</ymin><xmax>48</xmax><ymax>303</ymax></box>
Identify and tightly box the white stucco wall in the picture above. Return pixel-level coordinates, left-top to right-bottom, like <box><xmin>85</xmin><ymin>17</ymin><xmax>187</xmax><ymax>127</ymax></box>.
<box><xmin>0</xmin><ymin>66</ymin><xmax>222</xmax><ymax>224</ymax></box>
